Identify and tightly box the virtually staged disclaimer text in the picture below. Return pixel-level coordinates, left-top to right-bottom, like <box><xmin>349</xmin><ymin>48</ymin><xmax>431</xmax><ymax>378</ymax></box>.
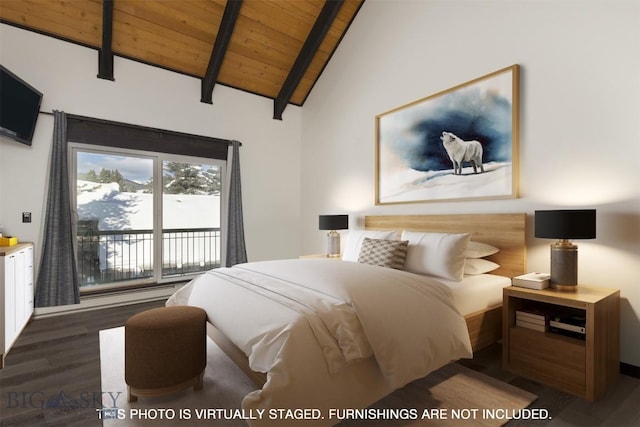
<box><xmin>97</xmin><ymin>407</ymin><xmax>551</xmax><ymax>421</ymax></box>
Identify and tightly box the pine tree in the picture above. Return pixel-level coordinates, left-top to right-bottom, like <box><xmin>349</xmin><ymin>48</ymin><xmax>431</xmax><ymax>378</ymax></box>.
<box><xmin>86</xmin><ymin>169</ymin><xmax>98</xmax><ymax>182</ymax></box>
<box><xmin>163</xmin><ymin>162</ymin><xmax>220</xmax><ymax>195</ymax></box>
<box><xmin>113</xmin><ymin>169</ymin><xmax>127</xmax><ymax>192</ymax></box>
<box><xmin>97</xmin><ymin>168</ymin><xmax>127</xmax><ymax>191</ymax></box>
<box><xmin>98</xmin><ymin>168</ymin><xmax>111</xmax><ymax>183</ymax></box>
<box><xmin>203</xmin><ymin>167</ymin><xmax>221</xmax><ymax>196</ymax></box>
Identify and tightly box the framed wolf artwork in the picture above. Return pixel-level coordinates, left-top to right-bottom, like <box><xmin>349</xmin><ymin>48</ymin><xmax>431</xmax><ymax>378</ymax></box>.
<box><xmin>375</xmin><ymin>64</ymin><xmax>520</xmax><ymax>205</ymax></box>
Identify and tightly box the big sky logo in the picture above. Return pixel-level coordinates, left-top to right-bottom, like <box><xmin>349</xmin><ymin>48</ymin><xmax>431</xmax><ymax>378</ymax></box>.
<box><xmin>6</xmin><ymin>391</ymin><xmax>123</xmax><ymax>410</ymax></box>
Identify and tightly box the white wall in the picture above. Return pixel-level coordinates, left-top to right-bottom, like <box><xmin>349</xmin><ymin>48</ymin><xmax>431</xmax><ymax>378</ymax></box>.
<box><xmin>0</xmin><ymin>24</ymin><xmax>302</xmax><ymax>271</ymax></box>
<box><xmin>302</xmin><ymin>0</ymin><xmax>640</xmax><ymax>366</ymax></box>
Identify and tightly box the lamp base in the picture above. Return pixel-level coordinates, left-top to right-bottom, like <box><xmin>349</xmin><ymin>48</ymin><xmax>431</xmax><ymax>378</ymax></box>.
<box><xmin>326</xmin><ymin>231</ymin><xmax>341</xmax><ymax>258</ymax></box>
<box><xmin>550</xmin><ymin>241</ymin><xmax>578</xmax><ymax>291</ymax></box>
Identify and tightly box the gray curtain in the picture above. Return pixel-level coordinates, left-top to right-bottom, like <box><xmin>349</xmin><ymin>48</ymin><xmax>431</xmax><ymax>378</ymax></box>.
<box><xmin>35</xmin><ymin>111</ymin><xmax>80</xmax><ymax>307</ymax></box>
<box><xmin>225</xmin><ymin>140</ymin><xmax>247</xmax><ymax>266</ymax></box>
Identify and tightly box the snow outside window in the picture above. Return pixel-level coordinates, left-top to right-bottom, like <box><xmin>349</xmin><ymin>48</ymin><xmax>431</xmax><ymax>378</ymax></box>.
<box><xmin>71</xmin><ymin>145</ymin><xmax>224</xmax><ymax>290</ymax></box>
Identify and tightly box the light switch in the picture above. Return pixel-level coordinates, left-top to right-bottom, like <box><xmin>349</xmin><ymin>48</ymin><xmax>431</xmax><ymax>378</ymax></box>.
<box><xmin>22</xmin><ymin>212</ymin><xmax>32</xmax><ymax>223</ymax></box>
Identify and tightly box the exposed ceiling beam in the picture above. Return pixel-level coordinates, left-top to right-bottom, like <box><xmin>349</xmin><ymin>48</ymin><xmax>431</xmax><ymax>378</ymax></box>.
<box><xmin>273</xmin><ymin>0</ymin><xmax>344</xmax><ymax>120</ymax></box>
<box><xmin>201</xmin><ymin>0</ymin><xmax>243</xmax><ymax>104</ymax></box>
<box><xmin>97</xmin><ymin>0</ymin><xmax>114</xmax><ymax>81</ymax></box>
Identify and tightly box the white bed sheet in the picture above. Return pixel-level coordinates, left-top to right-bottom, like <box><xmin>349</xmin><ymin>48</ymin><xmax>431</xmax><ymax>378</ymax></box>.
<box><xmin>436</xmin><ymin>274</ymin><xmax>511</xmax><ymax>316</ymax></box>
<box><xmin>167</xmin><ymin>259</ymin><xmax>473</xmax><ymax>426</ymax></box>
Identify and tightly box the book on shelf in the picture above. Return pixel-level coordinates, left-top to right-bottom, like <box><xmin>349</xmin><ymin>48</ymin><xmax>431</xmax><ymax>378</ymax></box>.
<box><xmin>516</xmin><ymin>318</ymin><xmax>546</xmax><ymax>332</ymax></box>
<box><xmin>516</xmin><ymin>311</ymin><xmax>546</xmax><ymax>326</ymax></box>
<box><xmin>512</xmin><ymin>272</ymin><xmax>550</xmax><ymax>289</ymax></box>
<box><xmin>516</xmin><ymin>306</ymin><xmax>552</xmax><ymax>321</ymax></box>
<box><xmin>514</xmin><ymin>306</ymin><xmax>553</xmax><ymax>332</ymax></box>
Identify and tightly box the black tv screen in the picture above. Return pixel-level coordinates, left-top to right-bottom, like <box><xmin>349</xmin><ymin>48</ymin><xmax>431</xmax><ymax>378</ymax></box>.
<box><xmin>0</xmin><ymin>65</ymin><xmax>43</xmax><ymax>146</ymax></box>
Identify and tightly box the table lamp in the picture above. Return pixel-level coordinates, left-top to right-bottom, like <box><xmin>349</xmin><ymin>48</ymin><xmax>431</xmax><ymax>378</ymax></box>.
<box><xmin>534</xmin><ymin>209</ymin><xmax>596</xmax><ymax>291</ymax></box>
<box><xmin>319</xmin><ymin>214</ymin><xmax>348</xmax><ymax>258</ymax></box>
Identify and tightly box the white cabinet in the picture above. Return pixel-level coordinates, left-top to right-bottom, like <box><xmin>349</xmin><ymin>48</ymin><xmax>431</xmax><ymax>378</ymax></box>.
<box><xmin>1</xmin><ymin>243</ymin><xmax>34</xmax><ymax>368</ymax></box>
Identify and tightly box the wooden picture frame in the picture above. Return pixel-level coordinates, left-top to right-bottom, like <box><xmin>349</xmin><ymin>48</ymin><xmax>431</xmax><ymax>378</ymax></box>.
<box><xmin>375</xmin><ymin>65</ymin><xmax>520</xmax><ymax>205</ymax></box>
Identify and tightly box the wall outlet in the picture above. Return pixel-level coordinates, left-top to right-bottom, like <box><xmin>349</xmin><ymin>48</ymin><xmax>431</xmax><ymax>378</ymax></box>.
<box><xmin>22</xmin><ymin>212</ymin><xmax>32</xmax><ymax>223</ymax></box>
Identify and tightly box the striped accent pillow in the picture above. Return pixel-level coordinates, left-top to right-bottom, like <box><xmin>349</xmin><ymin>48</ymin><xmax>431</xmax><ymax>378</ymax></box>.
<box><xmin>357</xmin><ymin>238</ymin><xmax>409</xmax><ymax>270</ymax></box>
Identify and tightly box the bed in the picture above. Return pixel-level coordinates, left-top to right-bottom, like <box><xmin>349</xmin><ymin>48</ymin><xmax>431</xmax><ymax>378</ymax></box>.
<box><xmin>166</xmin><ymin>213</ymin><xmax>526</xmax><ymax>426</ymax></box>
<box><xmin>364</xmin><ymin>214</ymin><xmax>526</xmax><ymax>352</ymax></box>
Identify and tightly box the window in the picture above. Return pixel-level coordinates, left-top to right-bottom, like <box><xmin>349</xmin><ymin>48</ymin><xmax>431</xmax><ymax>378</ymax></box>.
<box><xmin>161</xmin><ymin>159</ymin><xmax>222</xmax><ymax>278</ymax></box>
<box><xmin>72</xmin><ymin>146</ymin><xmax>225</xmax><ymax>290</ymax></box>
<box><xmin>66</xmin><ymin>116</ymin><xmax>230</xmax><ymax>292</ymax></box>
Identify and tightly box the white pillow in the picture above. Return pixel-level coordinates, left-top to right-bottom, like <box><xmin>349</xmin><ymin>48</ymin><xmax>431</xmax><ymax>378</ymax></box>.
<box><xmin>465</xmin><ymin>241</ymin><xmax>499</xmax><ymax>259</ymax></box>
<box><xmin>342</xmin><ymin>230</ymin><xmax>397</xmax><ymax>262</ymax></box>
<box><xmin>464</xmin><ymin>258</ymin><xmax>500</xmax><ymax>275</ymax></box>
<box><xmin>401</xmin><ymin>231</ymin><xmax>471</xmax><ymax>281</ymax></box>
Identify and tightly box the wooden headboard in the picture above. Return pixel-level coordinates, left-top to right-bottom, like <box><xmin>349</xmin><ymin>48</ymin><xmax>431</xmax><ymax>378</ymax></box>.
<box><xmin>364</xmin><ymin>213</ymin><xmax>526</xmax><ymax>279</ymax></box>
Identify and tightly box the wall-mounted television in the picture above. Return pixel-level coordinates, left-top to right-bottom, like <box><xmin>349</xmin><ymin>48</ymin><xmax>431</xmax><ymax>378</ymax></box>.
<box><xmin>0</xmin><ymin>65</ymin><xmax>43</xmax><ymax>146</ymax></box>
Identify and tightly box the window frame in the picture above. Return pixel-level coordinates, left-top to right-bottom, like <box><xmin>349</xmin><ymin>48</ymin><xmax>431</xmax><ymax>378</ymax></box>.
<box><xmin>69</xmin><ymin>142</ymin><xmax>227</xmax><ymax>293</ymax></box>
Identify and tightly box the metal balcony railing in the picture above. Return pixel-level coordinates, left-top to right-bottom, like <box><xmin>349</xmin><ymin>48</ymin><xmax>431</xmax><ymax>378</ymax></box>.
<box><xmin>76</xmin><ymin>223</ymin><xmax>221</xmax><ymax>286</ymax></box>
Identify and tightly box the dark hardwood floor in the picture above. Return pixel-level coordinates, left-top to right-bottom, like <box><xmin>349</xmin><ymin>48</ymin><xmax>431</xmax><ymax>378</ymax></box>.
<box><xmin>1</xmin><ymin>301</ymin><xmax>639</xmax><ymax>426</ymax></box>
<box><xmin>0</xmin><ymin>300</ymin><xmax>166</xmax><ymax>427</ymax></box>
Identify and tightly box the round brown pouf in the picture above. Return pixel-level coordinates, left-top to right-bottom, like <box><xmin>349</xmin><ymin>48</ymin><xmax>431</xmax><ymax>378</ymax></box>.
<box><xmin>125</xmin><ymin>305</ymin><xmax>207</xmax><ymax>402</ymax></box>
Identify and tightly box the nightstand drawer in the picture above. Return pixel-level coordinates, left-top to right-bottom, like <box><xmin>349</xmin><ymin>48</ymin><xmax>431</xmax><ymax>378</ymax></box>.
<box><xmin>508</xmin><ymin>326</ymin><xmax>586</xmax><ymax>396</ymax></box>
<box><xmin>503</xmin><ymin>285</ymin><xmax>619</xmax><ymax>401</ymax></box>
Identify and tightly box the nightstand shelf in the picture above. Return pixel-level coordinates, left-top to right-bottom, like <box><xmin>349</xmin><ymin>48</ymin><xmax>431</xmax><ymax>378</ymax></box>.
<box><xmin>503</xmin><ymin>285</ymin><xmax>619</xmax><ymax>401</ymax></box>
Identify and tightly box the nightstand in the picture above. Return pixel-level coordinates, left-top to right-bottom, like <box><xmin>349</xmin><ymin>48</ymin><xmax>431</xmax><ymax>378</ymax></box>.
<box><xmin>502</xmin><ymin>284</ymin><xmax>619</xmax><ymax>401</ymax></box>
<box><xmin>299</xmin><ymin>254</ymin><xmax>341</xmax><ymax>259</ymax></box>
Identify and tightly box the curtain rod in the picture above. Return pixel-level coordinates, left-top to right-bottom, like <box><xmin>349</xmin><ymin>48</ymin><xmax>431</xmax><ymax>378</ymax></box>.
<box><xmin>38</xmin><ymin>110</ymin><xmax>241</xmax><ymax>146</ymax></box>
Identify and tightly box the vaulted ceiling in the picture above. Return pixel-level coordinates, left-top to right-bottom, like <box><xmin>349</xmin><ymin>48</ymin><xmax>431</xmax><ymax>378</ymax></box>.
<box><xmin>0</xmin><ymin>0</ymin><xmax>364</xmax><ymax>119</ymax></box>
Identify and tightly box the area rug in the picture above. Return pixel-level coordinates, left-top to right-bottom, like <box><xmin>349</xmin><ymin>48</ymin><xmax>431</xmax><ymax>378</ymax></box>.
<box><xmin>100</xmin><ymin>327</ymin><xmax>536</xmax><ymax>427</ymax></box>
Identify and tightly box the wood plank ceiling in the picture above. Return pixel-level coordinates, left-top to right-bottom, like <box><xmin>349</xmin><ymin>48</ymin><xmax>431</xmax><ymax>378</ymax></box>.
<box><xmin>0</xmin><ymin>0</ymin><xmax>364</xmax><ymax>119</ymax></box>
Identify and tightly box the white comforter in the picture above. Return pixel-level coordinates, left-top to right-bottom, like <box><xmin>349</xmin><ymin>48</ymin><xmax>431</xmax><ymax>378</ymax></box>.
<box><xmin>167</xmin><ymin>259</ymin><xmax>472</xmax><ymax>426</ymax></box>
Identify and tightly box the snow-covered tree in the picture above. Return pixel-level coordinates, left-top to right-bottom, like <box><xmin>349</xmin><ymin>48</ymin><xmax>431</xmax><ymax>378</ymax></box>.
<box><xmin>96</xmin><ymin>168</ymin><xmax>127</xmax><ymax>192</ymax></box>
<box><xmin>86</xmin><ymin>169</ymin><xmax>98</xmax><ymax>182</ymax></box>
<box><xmin>163</xmin><ymin>162</ymin><xmax>220</xmax><ymax>195</ymax></box>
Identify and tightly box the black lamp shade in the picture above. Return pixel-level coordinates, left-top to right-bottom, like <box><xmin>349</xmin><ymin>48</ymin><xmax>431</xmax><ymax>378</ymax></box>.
<box><xmin>319</xmin><ymin>214</ymin><xmax>349</xmax><ymax>231</ymax></box>
<box><xmin>535</xmin><ymin>209</ymin><xmax>596</xmax><ymax>240</ymax></box>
